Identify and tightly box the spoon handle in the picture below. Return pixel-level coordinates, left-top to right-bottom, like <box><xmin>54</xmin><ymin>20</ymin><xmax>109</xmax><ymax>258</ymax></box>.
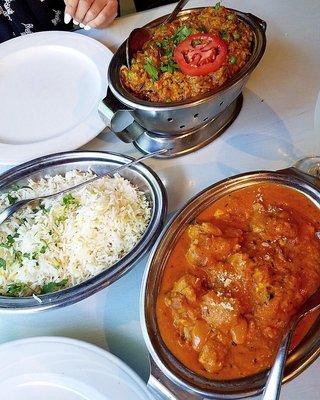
<box><xmin>0</xmin><ymin>149</ymin><xmax>167</xmax><ymax>225</ymax></box>
<box><xmin>261</xmin><ymin>327</ymin><xmax>294</xmax><ymax>400</ymax></box>
<box><xmin>163</xmin><ymin>0</ymin><xmax>190</xmax><ymax>24</ymax></box>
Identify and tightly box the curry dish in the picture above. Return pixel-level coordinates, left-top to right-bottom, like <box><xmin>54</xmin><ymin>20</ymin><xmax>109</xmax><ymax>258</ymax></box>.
<box><xmin>156</xmin><ymin>183</ymin><xmax>320</xmax><ymax>379</ymax></box>
<box><xmin>121</xmin><ymin>4</ymin><xmax>253</xmax><ymax>102</ymax></box>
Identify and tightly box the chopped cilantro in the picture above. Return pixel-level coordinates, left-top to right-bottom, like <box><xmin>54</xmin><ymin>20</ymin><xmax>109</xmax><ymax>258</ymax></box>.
<box><xmin>221</xmin><ymin>30</ymin><xmax>229</xmax><ymax>41</ymax></box>
<box><xmin>156</xmin><ymin>39</ymin><xmax>174</xmax><ymax>59</ymax></box>
<box><xmin>214</xmin><ymin>2</ymin><xmax>221</xmax><ymax>10</ymax></box>
<box><xmin>144</xmin><ymin>58</ymin><xmax>158</xmax><ymax>82</ymax></box>
<box><xmin>229</xmin><ymin>55</ymin><xmax>238</xmax><ymax>64</ymax></box>
<box><xmin>62</xmin><ymin>193</ymin><xmax>77</xmax><ymax>206</ymax></box>
<box><xmin>160</xmin><ymin>60</ymin><xmax>179</xmax><ymax>73</ymax></box>
<box><xmin>23</xmin><ymin>252</ymin><xmax>31</xmax><ymax>259</ymax></box>
<box><xmin>165</xmin><ymin>48</ymin><xmax>173</xmax><ymax>59</ymax></box>
<box><xmin>39</xmin><ymin>203</ymin><xmax>49</xmax><ymax>212</ymax></box>
<box><xmin>7</xmin><ymin>235</ymin><xmax>14</xmax><ymax>245</ymax></box>
<box><xmin>40</xmin><ymin>243</ymin><xmax>48</xmax><ymax>254</ymax></box>
<box><xmin>172</xmin><ymin>25</ymin><xmax>192</xmax><ymax>44</ymax></box>
<box><xmin>127</xmin><ymin>71</ymin><xmax>135</xmax><ymax>80</ymax></box>
<box><xmin>7</xmin><ymin>282</ymin><xmax>30</xmax><ymax>297</ymax></box>
<box><xmin>41</xmin><ymin>279</ymin><xmax>68</xmax><ymax>294</ymax></box>
<box><xmin>227</xmin><ymin>14</ymin><xmax>235</xmax><ymax>21</ymax></box>
<box><xmin>0</xmin><ymin>234</ymin><xmax>15</xmax><ymax>248</ymax></box>
<box><xmin>14</xmin><ymin>251</ymin><xmax>23</xmax><ymax>263</ymax></box>
<box><xmin>55</xmin><ymin>215</ymin><xmax>66</xmax><ymax>226</ymax></box>
<box><xmin>0</xmin><ymin>258</ymin><xmax>6</xmax><ymax>269</ymax></box>
<box><xmin>7</xmin><ymin>193</ymin><xmax>17</xmax><ymax>205</ymax></box>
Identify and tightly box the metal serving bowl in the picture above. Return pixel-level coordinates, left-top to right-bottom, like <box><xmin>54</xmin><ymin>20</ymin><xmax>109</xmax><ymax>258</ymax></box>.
<box><xmin>106</xmin><ymin>7</ymin><xmax>267</xmax><ymax>136</ymax></box>
<box><xmin>141</xmin><ymin>157</ymin><xmax>320</xmax><ymax>399</ymax></box>
<box><xmin>0</xmin><ymin>151</ymin><xmax>167</xmax><ymax>313</ymax></box>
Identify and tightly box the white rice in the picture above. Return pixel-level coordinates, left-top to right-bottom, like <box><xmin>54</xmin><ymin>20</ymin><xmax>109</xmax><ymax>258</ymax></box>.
<box><xmin>0</xmin><ymin>170</ymin><xmax>151</xmax><ymax>297</ymax></box>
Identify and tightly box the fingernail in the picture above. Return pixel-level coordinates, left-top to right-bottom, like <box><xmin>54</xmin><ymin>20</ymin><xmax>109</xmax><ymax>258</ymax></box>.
<box><xmin>64</xmin><ymin>13</ymin><xmax>72</xmax><ymax>24</ymax></box>
<box><xmin>79</xmin><ymin>23</ymin><xmax>85</xmax><ymax>28</ymax></box>
<box><xmin>84</xmin><ymin>25</ymin><xmax>91</xmax><ymax>30</ymax></box>
<box><xmin>73</xmin><ymin>19</ymin><xmax>79</xmax><ymax>25</ymax></box>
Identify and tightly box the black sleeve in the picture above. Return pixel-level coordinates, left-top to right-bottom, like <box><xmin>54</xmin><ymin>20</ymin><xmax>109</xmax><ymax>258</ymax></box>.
<box><xmin>0</xmin><ymin>0</ymin><xmax>71</xmax><ymax>44</ymax></box>
<box><xmin>133</xmin><ymin>0</ymin><xmax>176</xmax><ymax>12</ymax></box>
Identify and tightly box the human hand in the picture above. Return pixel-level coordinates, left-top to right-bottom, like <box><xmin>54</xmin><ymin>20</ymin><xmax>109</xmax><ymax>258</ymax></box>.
<box><xmin>64</xmin><ymin>0</ymin><xmax>118</xmax><ymax>30</ymax></box>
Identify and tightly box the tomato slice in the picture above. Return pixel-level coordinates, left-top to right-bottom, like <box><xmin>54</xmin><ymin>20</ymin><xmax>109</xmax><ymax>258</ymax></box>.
<box><xmin>174</xmin><ymin>33</ymin><xmax>228</xmax><ymax>76</ymax></box>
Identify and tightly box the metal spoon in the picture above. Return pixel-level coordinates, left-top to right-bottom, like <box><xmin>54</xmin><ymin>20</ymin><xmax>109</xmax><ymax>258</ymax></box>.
<box><xmin>0</xmin><ymin>149</ymin><xmax>168</xmax><ymax>225</ymax></box>
<box><xmin>262</xmin><ymin>285</ymin><xmax>320</xmax><ymax>400</ymax></box>
<box><xmin>126</xmin><ymin>0</ymin><xmax>190</xmax><ymax>67</ymax></box>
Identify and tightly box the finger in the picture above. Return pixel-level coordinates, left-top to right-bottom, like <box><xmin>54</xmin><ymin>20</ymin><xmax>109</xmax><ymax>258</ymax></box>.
<box><xmin>74</xmin><ymin>0</ymin><xmax>94</xmax><ymax>25</ymax></box>
<box><xmin>85</xmin><ymin>0</ymin><xmax>118</xmax><ymax>28</ymax></box>
<box><xmin>64</xmin><ymin>0</ymin><xmax>78</xmax><ymax>21</ymax></box>
<box><xmin>82</xmin><ymin>0</ymin><xmax>108</xmax><ymax>25</ymax></box>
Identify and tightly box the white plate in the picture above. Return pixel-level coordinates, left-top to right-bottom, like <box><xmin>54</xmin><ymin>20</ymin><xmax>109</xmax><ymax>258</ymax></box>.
<box><xmin>0</xmin><ymin>336</ymin><xmax>154</xmax><ymax>400</ymax></box>
<box><xmin>0</xmin><ymin>31</ymin><xmax>113</xmax><ymax>165</ymax></box>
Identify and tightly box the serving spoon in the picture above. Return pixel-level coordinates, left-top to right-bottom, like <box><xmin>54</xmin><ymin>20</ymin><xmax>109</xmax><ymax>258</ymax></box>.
<box><xmin>0</xmin><ymin>149</ymin><xmax>168</xmax><ymax>225</ymax></box>
<box><xmin>126</xmin><ymin>0</ymin><xmax>190</xmax><ymax>66</ymax></box>
<box><xmin>262</xmin><ymin>284</ymin><xmax>320</xmax><ymax>400</ymax></box>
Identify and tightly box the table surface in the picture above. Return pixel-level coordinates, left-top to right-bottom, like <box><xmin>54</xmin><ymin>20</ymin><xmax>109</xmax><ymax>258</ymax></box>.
<box><xmin>1</xmin><ymin>1</ymin><xmax>320</xmax><ymax>399</ymax></box>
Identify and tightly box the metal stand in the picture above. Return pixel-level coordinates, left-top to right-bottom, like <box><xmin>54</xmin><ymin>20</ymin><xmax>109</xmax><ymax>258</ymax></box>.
<box><xmin>133</xmin><ymin>94</ymin><xmax>243</xmax><ymax>158</ymax></box>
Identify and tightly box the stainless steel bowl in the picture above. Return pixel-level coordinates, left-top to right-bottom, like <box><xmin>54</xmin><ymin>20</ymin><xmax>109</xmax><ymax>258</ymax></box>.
<box><xmin>105</xmin><ymin>8</ymin><xmax>267</xmax><ymax>136</ymax></box>
<box><xmin>0</xmin><ymin>151</ymin><xmax>167</xmax><ymax>312</ymax></box>
<box><xmin>141</xmin><ymin>157</ymin><xmax>320</xmax><ymax>399</ymax></box>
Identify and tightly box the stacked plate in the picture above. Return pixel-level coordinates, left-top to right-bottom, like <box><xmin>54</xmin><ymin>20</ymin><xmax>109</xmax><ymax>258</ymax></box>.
<box><xmin>0</xmin><ymin>337</ymin><xmax>154</xmax><ymax>400</ymax></box>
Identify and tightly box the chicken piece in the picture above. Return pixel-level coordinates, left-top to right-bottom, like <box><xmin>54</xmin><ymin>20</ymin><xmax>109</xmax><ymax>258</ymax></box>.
<box><xmin>191</xmin><ymin>319</ymin><xmax>211</xmax><ymax>351</ymax></box>
<box><xmin>198</xmin><ymin>338</ymin><xmax>227</xmax><ymax>373</ymax></box>
<box><xmin>230</xmin><ymin>317</ymin><xmax>248</xmax><ymax>345</ymax></box>
<box><xmin>187</xmin><ymin>226</ymin><xmax>240</xmax><ymax>266</ymax></box>
<box><xmin>228</xmin><ymin>252</ymin><xmax>254</xmax><ymax>276</ymax></box>
<box><xmin>165</xmin><ymin>274</ymin><xmax>202</xmax><ymax>343</ymax></box>
<box><xmin>188</xmin><ymin>222</ymin><xmax>222</xmax><ymax>238</ymax></box>
<box><xmin>250</xmin><ymin>203</ymin><xmax>298</xmax><ymax>242</ymax></box>
<box><xmin>201</xmin><ymin>291</ymin><xmax>240</xmax><ymax>330</ymax></box>
<box><xmin>171</xmin><ymin>274</ymin><xmax>201</xmax><ymax>303</ymax></box>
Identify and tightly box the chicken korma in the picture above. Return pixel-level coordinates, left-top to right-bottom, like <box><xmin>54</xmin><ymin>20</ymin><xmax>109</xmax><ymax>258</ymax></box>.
<box><xmin>157</xmin><ymin>183</ymin><xmax>320</xmax><ymax>379</ymax></box>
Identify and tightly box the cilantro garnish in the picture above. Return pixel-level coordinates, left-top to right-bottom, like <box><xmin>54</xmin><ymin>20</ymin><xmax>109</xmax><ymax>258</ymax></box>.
<box><xmin>144</xmin><ymin>58</ymin><xmax>159</xmax><ymax>82</ymax></box>
<box><xmin>0</xmin><ymin>258</ymin><xmax>6</xmax><ymax>269</ymax></box>
<box><xmin>7</xmin><ymin>193</ymin><xmax>17</xmax><ymax>205</ymax></box>
<box><xmin>6</xmin><ymin>282</ymin><xmax>30</xmax><ymax>297</ymax></box>
<box><xmin>62</xmin><ymin>193</ymin><xmax>77</xmax><ymax>206</ymax></box>
<box><xmin>172</xmin><ymin>25</ymin><xmax>192</xmax><ymax>44</ymax></box>
<box><xmin>160</xmin><ymin>60</ymin><xmax>179</xmax><ymax>73</ymax></box>
<box><xmin>41</xmin><ymin>279</ymin><xmax>68</xmax><ymax>294</ymax></box>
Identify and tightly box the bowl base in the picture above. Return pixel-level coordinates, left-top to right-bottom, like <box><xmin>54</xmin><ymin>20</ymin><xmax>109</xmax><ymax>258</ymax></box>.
<box><xmin>133</xmin><ymin>94</ymin><xmax>243</xmax><ymax>158</ymax></box>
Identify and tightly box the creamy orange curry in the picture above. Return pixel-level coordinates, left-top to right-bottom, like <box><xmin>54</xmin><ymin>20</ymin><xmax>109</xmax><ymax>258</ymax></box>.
<box><xmin>156</xmin><ymin>183</ymin><xmax>320</xmax><ymax>379</ymax></box>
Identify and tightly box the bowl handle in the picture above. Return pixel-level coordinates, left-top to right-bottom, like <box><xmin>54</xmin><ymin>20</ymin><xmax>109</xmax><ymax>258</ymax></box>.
<box><xmin>98</xmin><ymin>88</ymin><xmax>145</xmax><ymax>143</ymax></box>
<box><xmin>278</xmin><ymin>156</ymin><xmax>320</xmax><ymax>188</ymax></box>
<box><xmin>147</xmin><ymin>358</ymin><xmax>204</xmax><ymax>400</ymax></box>
<box><xmin>246</xmin><ymin>13</ymin><xmax>267</xmax><ymax>32</ymax></box>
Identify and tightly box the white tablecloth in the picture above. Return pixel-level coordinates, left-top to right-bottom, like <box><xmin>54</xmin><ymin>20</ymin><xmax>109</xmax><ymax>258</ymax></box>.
<box><xmin>0</xmin><ymin>1</ymin><xmax>319</xmax><ymax>399</ymax></box>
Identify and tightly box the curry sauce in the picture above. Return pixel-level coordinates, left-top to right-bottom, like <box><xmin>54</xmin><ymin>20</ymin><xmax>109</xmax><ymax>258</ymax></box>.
<box><xmin>156</xmin><ymin>183</ymin><xmax>320</xmax><ymax>379</ymax></box>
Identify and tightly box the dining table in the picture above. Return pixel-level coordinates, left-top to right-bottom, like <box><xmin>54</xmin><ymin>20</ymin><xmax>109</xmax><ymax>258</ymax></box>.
<box><xmin>0</xmin><ymin>0</ymin><xmax>319</xmax><ymax>399</ymax></box>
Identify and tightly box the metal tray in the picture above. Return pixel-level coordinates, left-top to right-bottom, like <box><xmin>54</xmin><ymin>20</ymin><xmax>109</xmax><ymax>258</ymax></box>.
<box><xmin>0</xmin><ymin>151</ymin><xmax>167</xmax><ymax>312</ymax></box>
<box><xmin>141</xmin><ymin>157</ymin><xmax>320</xmax><ymax>399</ymax></box>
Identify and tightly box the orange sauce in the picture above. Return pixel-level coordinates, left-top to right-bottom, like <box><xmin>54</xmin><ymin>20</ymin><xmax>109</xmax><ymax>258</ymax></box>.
<box><xmin>156</xmin><ymin>183</ymin><xmax>320</xmax><ymax>380</ymax></box>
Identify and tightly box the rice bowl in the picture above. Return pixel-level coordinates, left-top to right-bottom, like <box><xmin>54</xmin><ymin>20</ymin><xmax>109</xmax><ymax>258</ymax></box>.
<box><xmin>0</xmin><ymin>170</ymin><xmax>151</xmax><ymax>297</ymax></box>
